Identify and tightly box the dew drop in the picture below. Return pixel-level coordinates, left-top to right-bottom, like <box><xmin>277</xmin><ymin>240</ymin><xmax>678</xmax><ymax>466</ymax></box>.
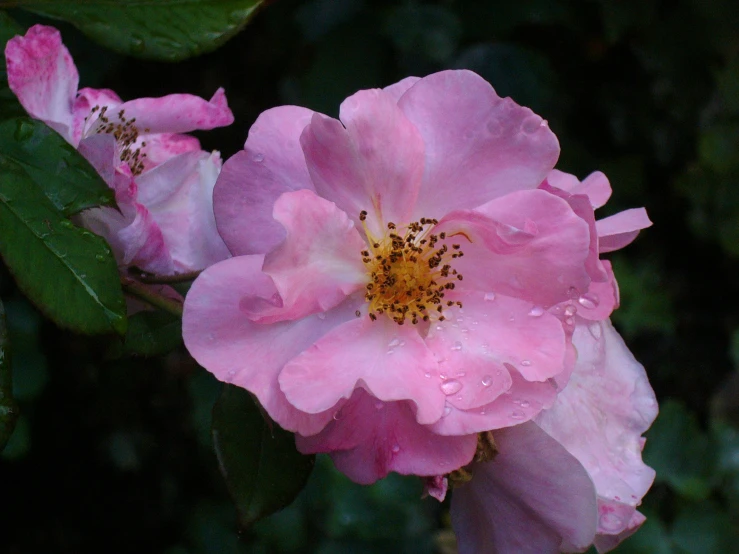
<box><xmin>520</xmin><ymin>360</ymin><xmax>532</xmax><ymax>367</ymax></box>
<box><xmin>443</xmin><ymin>405</ymin><xmax>452</xmax><ymax>417</ymax></box>
<box><xmin>388</xmin><ymin>338</ymin><xmax>401</xmax><ymax>348</ymax></box>
<box><xmin>481</xmin><ymin>375</ymin><xmax>493</xmax><ymax>387</ymax></box>
<box><xmin>565</xmin><ymin>317</ymin><xmax>575</xmax><ymax>326</ymax></box>
<box><xmin>440</xmin><ymin>379</ymin><xmax>463</xmax><ymax>395</ymax></box>
<box><xmin>578</xmin><ymin>293</ymin><xmax>600</xmax><ymax>310</ymax></box>
<box><xmin>451</xmin><ymin>341</ymin><xmax>463</xmax><ymax>351</ymax></box>
<box><xmin>391</xmin><ymin>444</ymin><xmax>401</xmax><ymax>453</ymax></box>
<box><xmin>456</xmin><ymin>371</ymin><xmax>466</xmax><ymax>378</ymax></box>
<box><xmin>483</xmin><ymin>292</ymin><xmax>496</xmax><ymax>302</ymax></box>
<box><xmin>528</xmin><ymin>306</ymin><xmax>545</xmax><ymax>317</ymax></box>
<box><xmin>520</xmin><ymin>400</ymin><xmax>530</xmax><ymax>408</ymax></box>
<box><xmin>95</xmin><ymin>254</ymin><xmax>106</xmax><ymax>262</ymax></box>
<box><xmin>317</xmin><ymin>312</ymin><xmax>326</xmax><ymax>320</ymax></box>
<box><xmin>332</xmin><ymin>410</ymin><xmax>342</xmax><ymax>421</ymax></box>
<box><xmin>521</xmin><ymin>115</ymin><xmax>542</xmax><ymax>134</ymax></box>
<box><xmin>253</xmin><ymin>153</ymin><xmax>264</xmax><ymax>162</ymax></box>
<box><xmin>588</xmin><ymin>322</ymin><xmax>603</xmax><ymax>339</ymax></box>
<box><xmin>510</xmin><ymin>410</ymin><xmax>525</xmax><ymax>420</ymax></box>
<box><xmin>564</xmin><ymin>305</ymin><xmax>577</xmax><ymax>317</ymax></box>
<box><xmin>424</xmin><ymin>372</ymin><xmax>432</xmax><ymax>378</ymax></box>
<box><xmin>599</xmin><ymin>512</ymin><xmax>624</xmax><ymax>532</ymax></box>
<box><xmin>439</xmin><ymin>373</ymin><xmax>448</xmax><ymax>380</ymax></box>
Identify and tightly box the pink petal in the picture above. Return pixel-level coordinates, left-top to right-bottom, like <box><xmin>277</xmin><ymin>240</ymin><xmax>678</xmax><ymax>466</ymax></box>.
<box><xmin>296</xmin><ymin>388</ymin><xmax>477</xmax><ymax>484</ymax></box>
<box><xmin>593</xmin><ymin>511</ymin><xmax>646</xmax><ymax>553</ymax></box>
<box><xmin>139</xmin><ymin>133</ymin><xmax>201</xmax><ymax>168</ymax></box>
<box><xmin>572</xmin><ymin>260</ymin><xmax>619</xmax><ymax>321</ymax></box>
<box><xmin>5</xmin><ymin>25</ymin><xmax>78</xmax><ymax>141</ymax></box>
<box><xmin>300</xmin><ymin>88</ymin><xmax>425</xmax><ymax>236</ymax></box>
<box><xmin>396</xmin><ymin>70</ymin><xmax>560</xmax><ymax>219</ymax></box>
<box><xmin>597</xmin><ymin>208</ymin><xmax>652</xmax><ymax>253</ymax></box>
<box><xmin>260</xmin><ymin>190</ymin><xmax>368</xmax><ymax>320</ymax></box>
<box><xmin>279</xmin><ymin>315</ymin><xmax>445</xmax><ymax>424</ymax></box>
<box><xmin>383</xmin><ymin>76</ymin><xmax>421</xmax><ymax>103</ymax></box>
<box><xmin>535</xmin><ymin>320</ymin><xmax>657</xmax><ymax>544</ymax></box>
<box><xmin>438</xmin><ymin>189</ymin><xmax>591</xmax><ymax>307</ymax></box>
<box><xmin>78</xmin><ymin>133</ymin><xmax>117</xmax><ymax>187</ymax></box>
<box><xmin>135</xmin><ymin>150</ymin><xmax>230</xmax><ymax>272</ymax></box>
<box><xmin>111</xmin><ymin>87</ymin><xmax>233</xmax><ymax>135</ymax></box>
<box><xmin>72</xmin><ymin>87</ymin><xmax>122</xmax><ymax>144</ymax></box>
<box><xmin>546</xmin><ymin>170</ymin><xmax>612</xmax><ymax>209</ymax></box>
<box><xmin>213</xmin><ymin>106</ymin><xmax>316</xmax><ymax>256</ymax></box>
<box><xmin>451</xmin><ymin>422</ymin><xmax>598</xmax><ymax>554</ymax></box>
<box><xmin>183</xmin><ymin>255</ymin><xmax>360</xmax><ymax>435</ymax></box>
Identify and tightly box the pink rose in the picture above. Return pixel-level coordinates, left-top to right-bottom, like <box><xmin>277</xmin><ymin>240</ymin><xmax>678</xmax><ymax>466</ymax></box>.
<box><xmin>182</xmin><ymin>70</ymin><xmax>656</xmax><ymax>551</ymax></box>
<box><xmin>5</xmin><ymin>25</ymin><xmax>233</xmax><ymax>274</ymax></box>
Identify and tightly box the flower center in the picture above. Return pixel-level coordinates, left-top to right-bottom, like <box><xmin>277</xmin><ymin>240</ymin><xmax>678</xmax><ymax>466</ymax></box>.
<box><xmin>359</xmin><ymin>211</ymin><xmax>464</xmax><ymax>325</ymax></box>
<box><xmin>87</xmin><ymin>105</ymin><xmax>150</xmax><ymax>176</ymax></box>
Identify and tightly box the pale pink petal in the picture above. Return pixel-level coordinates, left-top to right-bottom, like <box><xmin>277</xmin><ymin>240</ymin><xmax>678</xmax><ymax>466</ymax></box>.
<box><xmin>593</xmin><ymin>511</ymin><xmax>646</xmax><ymax>553</ymax></box>
<box><xmin>383</xmin><ymin>76</ymin><xmax>421</xmax><ymax>103</ymax></box>
<box><xmin>260</xmin><ymin>190</ymin><xmax>367</xmax><ymax>320</ymax></box>
<box><xmin>597</xmin><ymin>208</ymin><xmax>652</xmax><ymax>253</ymax></box>
<box><xmin>451</xmin><ymin>422</ymin><xmax>598</xmax><ymax>554</ymax></box>
<box><xmin>140</xmin><ymin>133</ymin><xmax>201</xmax><ymax>168</ymax></box>
<box><xmin>213</xmin><ymin>106</ymin><xmax>315</xmax><ymax>256</ymax></box>
<box><xmin>72</xmin><ymin>87</ymin><xmax>122</xmax><ymax>144</ymax></box>
<box><xmin>136</xmin><ymin>150</ymin><xmax>230</xmax><ymax>272</ymax></box>
<box><xmin>112</xmin><ymin>87</ymin><xmax>233</xmax><ymax>134</ymax></box>
<box><xmin>396</xmin><ymin>70</ymin><xmax>560</xmax><ymax>219</ymax></box>
<box><xmin>572</xmin><ymin>260</ymin><xmax>619</xmax><ymax>321</ymax></box>
<box><xmin>279</xmin><ymin>316</ymin><xmax>445</xmax><ymax>424</ymax></box>
<box><xmin>300</xmin><ymin>89</ymin><xmax>425</xmax><ymax>236</ymax></box>
<box><xmin>5</xmin><ymin>25</ymin><xmax>78</xmax><ymax>141</ymax></box>
<box><xmin>423</xmin><ymin>475</ymin><xmax>449</xmax><ymax>502</ymax></box>
<box><xmin>535</xmin><ymin>320</ymin><xmax>657</xmax><ymax>544</ymax></box>
<box><xmin>78</xmin><ymin>133</ymin><xmax>117</xmax><ymax>187</ymax></box>
<box><xmin>424</xmin><ymin>292</ymin><xmax>567</xmax><ymax>411</ymax></box>
<box><xmin>297</xmin><ymin>388</ymin><xmax>477</xmax><ymax>484</ymax></box>
<box><xmin>546</xmin><ymin>170</ymin><xmax>612</xmax><ymax>209</ymax></box>
<box><xmin>183</xmin><ymin>255</ymin><xmax>360</xmax><ymax>436</ymax></box>
<box><xmin>437</xmin><ymin>189</ymin><xmax>591</xmax><ymax>307</ymax></box>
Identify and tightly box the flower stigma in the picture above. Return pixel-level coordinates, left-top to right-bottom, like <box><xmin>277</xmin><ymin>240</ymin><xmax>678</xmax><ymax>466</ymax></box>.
<box><xmin>359</xmin><ymin>210</ymin><xmax>464</xmax><ymax>326</ymax></box>
<box><xmin>86</xmin><ymin>105</ymin><xmax>151</xmax><ymax>176</ymax></box>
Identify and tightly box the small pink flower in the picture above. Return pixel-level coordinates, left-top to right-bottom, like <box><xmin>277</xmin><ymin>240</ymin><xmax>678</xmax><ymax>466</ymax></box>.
<box><xmin>5</xmin><ymin>25</ymin><xmax>233</xmax><ymax>274</ymax></box>
<box><xmin>182</xmin><ymin>70</ymin><xmax>656</xmax><ymax>551</ymax></box>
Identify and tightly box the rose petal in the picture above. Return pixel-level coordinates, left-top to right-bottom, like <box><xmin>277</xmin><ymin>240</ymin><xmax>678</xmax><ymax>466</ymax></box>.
<box><xmin>396</xmin><ymin>69</ymin><xmax>560</xmax><ymax>219</ymax></box>
<box><xmin>451</xmin><ymin>421</ymin><xmax>598</xmax><ymax>554</ymax></box>
<box><xmin>597</xmin><ymin>208</ymin><xmax>652</xmax><ymax>253</ymax></box>
<box><xmin>183</xmin><ymin>255</ymin><xmax>360</xmax><ymax>435</ymax></box>
<box><xmin>5</xmin><ymin>24</ymin><xmax>78</xmax><ymax>141</ymax></box>
<box><xmin>546</xmin><ymin>170</ymin><xmax>612</xmax><ymax>210</ymax></box>
<box><xmin>213</xmin><ymin>106</ymin><xmax>316</xmax><ymax>256</ymax></box>
<box><xmin>72</xmin><ymin>87</ymin><xmax>123</xmax><ymax>144</ymax></box>
<box><xmin>535</xmin><ymin>320</ymin><xmax>657</xmax><ymax>543</ymax></box>
<box><xmin>300</xmin><ymin>88</ymin><xmax>425</xmax><ymax>236</ymax></box>
<box><xmin>279</xmin><ymin>315</ymin><xmax>445</xmax><ymax>424</ymax></box>
<box><xmin>297</xmin><ymin>388</ymin><xmax>477</xmax><ymax>484</ymax></box>
<box><xmin>383</xmin><ymin>76</ymin><xmax>421</xmax><ymax>103</ymax></box>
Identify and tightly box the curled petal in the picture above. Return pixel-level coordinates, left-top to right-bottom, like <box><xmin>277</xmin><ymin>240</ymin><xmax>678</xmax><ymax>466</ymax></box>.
<box><xmin>214</xmin><ymin>106</ymin><xmax>316</xmax><ymax>256</ymax></box>
<box><xmin>297</xmin><ymin>388</ymin><xmax>477</xmax><ymax>484</ymax></box>
<box><xmin>183</xmin><ymin>255</ymin><xmax>359</xmax><ymax>435</ymax></box>
<box><xmin>597</xmin><ymin>208</ymin><xmax>652</xmax><ymax>253</ymax></box>
<box><xmin>5</xmin><ymin>24</ymin><xmax>78</xmax><ymax>141</ymax></box>
<box><xmin>397</xmin><ymin>70</ymin><xmax>560</xmax><ymax>219</ymax></box>
<box><xmin>546</xmin><ymin>170</ymin><xmax>612</xmax><ymax>210</ymax></box>
<box><xmin>535</xmin><ymin>320</ymin><xmax>657</xmax><ymax>545</ymax></box>
<box><xmin>300</xmin><ymin>88</ymin><xmax>425</xmax><ymax>236</ymax></box>
<box><xmin>279</xmin><ymin>316</ymin><xmax>445</xmax><ymax>424</ymax></box>
<box><xmin>451</xmin><ymin>422</ymin><xmax>598</xmax><ymax>554</ymax></box>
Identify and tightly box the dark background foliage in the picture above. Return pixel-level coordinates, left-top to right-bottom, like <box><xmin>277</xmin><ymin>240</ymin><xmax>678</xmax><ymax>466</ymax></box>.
<box><xmin>1</xmin><ymin>0</ymin><xmax>739</xmax><ymax>552</ymax></box>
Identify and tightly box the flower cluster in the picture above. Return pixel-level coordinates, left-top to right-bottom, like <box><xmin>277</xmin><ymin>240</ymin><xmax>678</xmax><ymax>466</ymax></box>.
<box><xmin>181</xmin><ymin>70</ymin><xmax>657</xmax><ymax>552</ymax></box>
<box><xmin>5</xmin><ymin>25</ymin><xmax>233</xmax><ymax>275</ymax></box>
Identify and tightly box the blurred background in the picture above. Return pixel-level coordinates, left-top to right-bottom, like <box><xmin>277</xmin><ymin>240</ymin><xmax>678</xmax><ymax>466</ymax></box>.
<box><xmin>2</xmin><ymin>0</ymin><xmax>739</xmax><ymax>552</ymax></box>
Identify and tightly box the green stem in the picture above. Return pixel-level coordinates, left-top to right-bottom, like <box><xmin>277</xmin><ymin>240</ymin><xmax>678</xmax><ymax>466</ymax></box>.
<box><xmin>133</xmin><ymin>269</ymin><xmax>202</xmax><ymax>284</ymax></box>
<box><xmin>0</xmin><ymin>298</ymin><xmax>19</xmax><ymax>452</ymax></box>
<box><xmin>121</xmin><ymin>278</ymin><xmax>184</xmax><ymax>318</ymax></box>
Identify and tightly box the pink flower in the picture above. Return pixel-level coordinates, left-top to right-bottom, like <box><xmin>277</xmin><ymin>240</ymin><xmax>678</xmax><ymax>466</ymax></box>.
<box><xmin>182</xmin><ymin>70</ymin><xmax>656</xmax><ymax>551</ymax></box>
<box><xmin>5</xmin><ymin>25</ymin><xmax>233</xmax><ymax>274</ymax></box>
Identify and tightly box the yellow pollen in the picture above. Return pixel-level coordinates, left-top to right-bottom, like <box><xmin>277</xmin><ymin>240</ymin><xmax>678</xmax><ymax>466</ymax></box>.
<box><xmin>360</xmin><ymin>213</ymin><xmax>464</xmax><ymax>325</ymax></box>
<box><xmin>87</xmin><ymin>106</ymin><xmax>147</xmax><ymax>176</ymax></box>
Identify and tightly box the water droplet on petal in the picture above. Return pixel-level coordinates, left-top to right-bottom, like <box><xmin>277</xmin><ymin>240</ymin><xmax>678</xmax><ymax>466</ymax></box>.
<box><xmin>253</xmin><ymin>153</ymin><xmax>264</xmax><ymax>162</ymax></box>
<box><xmin>451</xmin><ymin>341</ymin><xmax>463</xmax><ymax>351</ymax></box>
<box><xmin>578</xmin><ymin>293</ymin><xmax>600</xmax><ymax>310</ymax></box>
<box><xmin>424</xmin><ymin>372</ymin><xmax>432</xmax><ymax>378</ymax></box>
<box><xmin>443</xmin><ymin>405</ymin><xmax>452</xmax><ymax>417</ymax></box>
<box><xmin>484</xmin><ymin>292</ymin><xmax>496</xmax><ymax>302</ymax></box>
<box><xmin>388</xmin><ymin>338</ymin><xmax>401</xmax><ymax>348</ymax></box>
<box><xmin>511</xmin><ymin>410</ymin><xmax>525</xmax><ymax>420</ymax></box>
<box><xmin>481</xmin><ymin>375</ymin><xmax>493</xmax><ymax>387</ymax></box>
<box><xmin>588</xmin><ymin>322</ymin><xmax>603</xmax><ymax>339</ymax></box>
<box><xmin>599</xmin><ymin>512</ymin><xmax>624</xmax><ymax>532</ymax></box>
<box><xmin>521</xmin><ymin>115</ymin><xmax>543</xmax><ymax>133</ymax></box>
<box><xmin>332</xmin><ymin>410</ymin><xmax>342</xmax><ymax>421</ymax></box>
<box><xmin>520</xmin><ymin>360</ymin><xmax>532</xmax><ymax>367</ymax></box>
<box><xmin>391</xmin><ymin>444</ymin><xmax>401</xmax><ymax>453</ymax></box>
<box><xmin>564</xmin><ymin>305</ymin><xmax>577</xmax><ymax>317</ymax></box>
<box><xmin>317</xmin><ymin>312</ymin><xmax>326</xmax><ymax>320</ymax></box>
<box><xmin>439</xmin><ymin>373</ymin><xmax>448</xmax><ymax>380</ymax></box>
<box><xmin>565</xmin><ymin>317</ymin><xmax>575</xmax><ymax>326</ymax></box>
<box><xmin>528</xmin><ymin>306</ymin><xmax>545</xmax><ymax>317</ymax></box>
<box><xmin>520</xmin><ymin>400</ymin><xmax>530</xmax><ymax>408</ymax></box>
<box><xmin>440</xmin><ymin>379</ymin><xmax>463</xmax><ymax>395</ymax></box>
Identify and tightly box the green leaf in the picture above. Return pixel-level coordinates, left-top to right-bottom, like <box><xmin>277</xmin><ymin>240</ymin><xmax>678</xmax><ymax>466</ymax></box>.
<box><xmin>0</xmin><ymin>298</ymin><xmax>19</xmax><ymax>452</ymax></box>
<box><xmin>120</xmin><ymin>310</ymin><xmax>182</xmax><ymax>357</ymax></box>
<box><xmin>0</xmin><ymin>117</ymin><xmax>115</xmax><ymax>215</ymax></box>
<box><xmin>0</xmin><ymin>155</ymin><xmax>126</xmax><ymax>335</ymax></box>
<box><xmin>18</xmin><ymin>0</ymin><xmax>266</xmax><ymax>62</ymax></box>
<box><xmin>212</xmin><ymin>384</ymin><xmax>315</xmax><ymax>529</ymax></box>
<box><xmin>643</xmin><ymin>400</ymin><xmax>716</xmax><ymax>500</ymax></box>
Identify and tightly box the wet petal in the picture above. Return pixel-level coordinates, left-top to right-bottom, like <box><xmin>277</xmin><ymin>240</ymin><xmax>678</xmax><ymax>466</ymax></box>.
<box><xmin>597</xmin><ymin>208</ymin><xmax>652</xmax><ymax>253</ymax></box>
